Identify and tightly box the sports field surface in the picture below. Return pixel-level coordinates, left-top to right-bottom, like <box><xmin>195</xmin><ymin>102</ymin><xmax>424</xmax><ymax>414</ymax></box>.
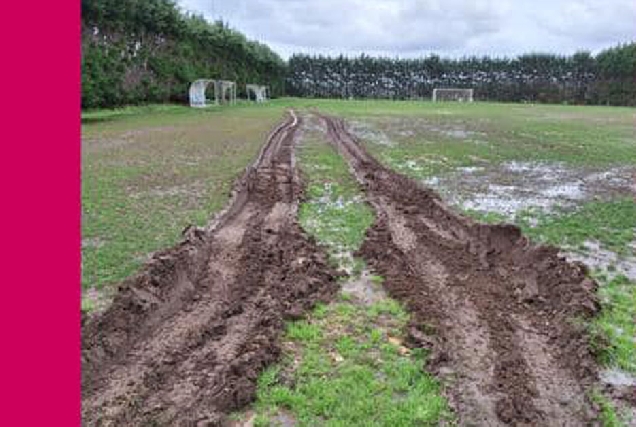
<box><xmin>82</xmin><ymin>99</ymin><xmax>635</xmax><ymax>425</ymax></box>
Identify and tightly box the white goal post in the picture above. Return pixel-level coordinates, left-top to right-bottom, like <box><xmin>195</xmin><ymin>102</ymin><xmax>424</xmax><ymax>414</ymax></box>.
<box><xmin>188</xmin><ymin>79</ymin><xmax>237</xmax><ymax>107</ymax></box>
<box><xmin>432</xmin><ymin>88</ymin><xmax>474</xmax><ymax>102</ymax></box>
<box><xmin>246</xmin><ymin>84</ymin><xmax>269</xmax><ymax>103</ymax></box>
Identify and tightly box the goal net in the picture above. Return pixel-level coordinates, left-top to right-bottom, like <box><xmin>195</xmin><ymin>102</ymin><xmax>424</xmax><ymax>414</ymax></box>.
<box><xmin>432</xmin><ymin>88</ymin><xmax>474</xmax><ymax>102</ymax></box>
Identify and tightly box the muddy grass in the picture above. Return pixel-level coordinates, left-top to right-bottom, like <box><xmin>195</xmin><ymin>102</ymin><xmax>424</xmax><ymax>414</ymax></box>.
<box><xmin>81</xmin><ymin>104</ymin><xmax>286</xmax><ymax>305</ymax></box>
<box><xmin>322</xmin><ymin>114</ymin><xmax>604</xmax><ymax>426</ymax></box>
<box><xmin>238</xmin><ymin>114</ymin><xmax>451</xmax><ymax>427</ymax></box>
<box><xmin>348</xmin><ymin>110</ymin><xmax>636</xmax><ymax>420</ymax></box>
<box><xmin>82</xmin><ymin>113</ymin><xmax>342</xmax><ymax>426</ymax></box>
<box><xmin>82</xmin><ymin>101</ymin><xmax>635</xmax><ymax>425</ymax></box>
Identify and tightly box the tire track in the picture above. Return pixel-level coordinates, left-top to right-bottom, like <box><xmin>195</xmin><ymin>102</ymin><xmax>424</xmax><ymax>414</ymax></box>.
<box><xmin>319</xmin><ymin>114</ymin><xmax>601</xmax><ymax>426</ymax></box>
<box><xmin>82</xmin><ymin>111</ymin><xmax>340</xmax><ymax>426</ymax></box>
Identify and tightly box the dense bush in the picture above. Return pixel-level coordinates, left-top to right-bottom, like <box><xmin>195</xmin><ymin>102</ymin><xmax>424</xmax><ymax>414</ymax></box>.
<box><xmin>287</xmin><ymin>43</ymin><xmax>636</xmax><ymax>106</ymax></box>
<box><xmin>81</xmin><ymin>0</ymin><xmax>286</xmax><ymax>108</ymax></box>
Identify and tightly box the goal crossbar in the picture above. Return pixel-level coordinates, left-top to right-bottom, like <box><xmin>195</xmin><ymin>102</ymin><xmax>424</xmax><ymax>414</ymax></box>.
<box><xmin>432</xmin><ymin>88</ymin><xmax>474</xmax><ymax>102</ymax></box>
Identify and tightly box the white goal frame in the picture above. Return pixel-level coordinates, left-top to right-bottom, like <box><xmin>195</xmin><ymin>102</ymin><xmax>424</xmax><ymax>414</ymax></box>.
<box><xmin>246</xmin><ymin>84</ymin><xmax>269</xmax><ymax>103</ymax></box>
<box><xmin>189</xmin><ymin>79</ymin><xmax>216</xmax><ymax>108</ymax></box>
<box><xmin>189</xmin><ymin>79</ymin><xmax>237</xmax><ymax>107</ymax></box>
<box><xmin>432</xmin><ymin>88</ymin><xmax>474</xmax><ymax>102</ymax></box>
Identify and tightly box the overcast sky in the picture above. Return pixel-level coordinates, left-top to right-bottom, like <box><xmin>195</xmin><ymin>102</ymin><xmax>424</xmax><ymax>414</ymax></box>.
<box><xmin>177</xmin><ymin>0</ymin><xmax>635</xmax><ymax>59</ymax></box>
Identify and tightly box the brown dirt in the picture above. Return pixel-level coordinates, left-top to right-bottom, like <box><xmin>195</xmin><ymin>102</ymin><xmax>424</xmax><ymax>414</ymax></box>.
<box><xmin>319</xmin><ymin>114</ymin><xmax>602</xmax><ymax>426</ymax></box>
<box><xmin>81</xmin><ymin>112</ymin><xmax>341</xmax><ymax>426</ymax></box>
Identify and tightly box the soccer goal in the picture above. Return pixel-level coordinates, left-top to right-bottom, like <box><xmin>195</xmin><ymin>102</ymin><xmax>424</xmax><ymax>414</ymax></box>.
<box><xmin>432</xmin><ymin>88</ymin><xmax>474</xmax><ymax>102</ymax></box>
<box><xmin>246</xmin><ymin>84</ymin><xmax>269</xmax><ymax>103</ymax></box>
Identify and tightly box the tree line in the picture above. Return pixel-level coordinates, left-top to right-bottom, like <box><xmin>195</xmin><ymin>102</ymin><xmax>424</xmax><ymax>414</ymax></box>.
<box><xmin>82</xmin><ymin>0</ymin><xmax>286</xmax><ymax>108</ymax></box>
<box><xmin>81</xmin><ymin>0</ymin><xmax>635</xmax><ymax>108</ymax></box>
<box><xmin>286</xmin><ymin>44</ymin><xmax>636</xmax><ymax>106</ymax></box>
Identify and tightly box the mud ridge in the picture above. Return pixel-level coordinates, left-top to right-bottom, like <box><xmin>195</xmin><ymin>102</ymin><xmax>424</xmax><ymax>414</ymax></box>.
<box><xmin>319</xmin><ymin>114</ymin><xmax>602</xmax><ymax>426</ymax></box>
<box><xmin>82</xmin><ymin>112</ymin><xmax>341</xmax><ymax>426</ymax></box>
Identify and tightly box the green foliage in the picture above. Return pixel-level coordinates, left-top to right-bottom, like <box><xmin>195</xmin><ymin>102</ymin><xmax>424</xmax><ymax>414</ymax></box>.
<box><xmin>81</xmin><ymin>0</ymin><xmax>286</xmax><ymax>108</ymax></box>
<box><xmin>287</xmin><ymin>43</ymin><xmax>636</xmax><ymax>106</ymax></box>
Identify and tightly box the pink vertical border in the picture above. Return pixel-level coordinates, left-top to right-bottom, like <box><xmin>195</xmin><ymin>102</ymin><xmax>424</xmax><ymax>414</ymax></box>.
<box><xmin>0</xmin><ymin>1</ymin><xmax>81</xmax><ymax>425</ymax></box>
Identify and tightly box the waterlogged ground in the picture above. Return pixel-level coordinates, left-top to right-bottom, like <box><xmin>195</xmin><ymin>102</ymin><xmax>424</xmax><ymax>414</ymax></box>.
<box><xmin>83</xmin><ymin>100</ymin><xmax>635</xmax><ymax>424</ymax></box>
<box><xmin>232</xmin><ymin>114</ymin><xmax>451</xmax><ymax>426</ymax></box>
<box><xmin>344</xmin><ymin>102</ymin><xmax>636</xmax><ymax>422</ymax></box>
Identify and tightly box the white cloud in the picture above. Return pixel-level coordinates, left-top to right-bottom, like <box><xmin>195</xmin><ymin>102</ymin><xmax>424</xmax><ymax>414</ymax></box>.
<box><xmin>178</xmin><ymin>0</ymin><xmax>636</xmax><ymax>58</ymax></box>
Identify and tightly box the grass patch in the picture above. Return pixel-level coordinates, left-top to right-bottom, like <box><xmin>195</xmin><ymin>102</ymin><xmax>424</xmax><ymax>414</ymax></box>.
<box><xmin>517</xmin><ymin>199</ymin><xmax>636</xmax><ymax>256</ymax></box>
<box><xmin>591</xmin><ymin>390</ymin><xmax>631</xmax><ymax>427</ymax></box>
<box><xmin>590</xmin><ymin>275</ymin><xmax>636</xmax><ymax>373</ymax></box>
<box><xmin>253</xmin><ymin>303</ymin><xmax>450</xmax><ymax>427</ymax></box>
<box><xmin>297</xmin><ymin>129</ymin><xmax>374</xmax><ymax>263</ymax></box>
<box><xmin>333</xmin><ymin>100</ymin><xmax>635</xmax><ymax>181</ymax></box>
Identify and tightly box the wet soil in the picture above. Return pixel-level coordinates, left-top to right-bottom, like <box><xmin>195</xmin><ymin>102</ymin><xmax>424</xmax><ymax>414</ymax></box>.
<box><xmin>81</xmin><ymin>113</ymin><xmax>341</xmax><ymax>426</ymax></box>
<box><xmin>320</xmin><ymin>114</ymin><xmax>603</xmax><ymax>426</ymax></box>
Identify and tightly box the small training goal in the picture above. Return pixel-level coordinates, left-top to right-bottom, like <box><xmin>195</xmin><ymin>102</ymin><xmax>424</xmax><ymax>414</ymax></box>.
<box><xmin>188</xmin><ymin>79</ymin><xmax>237</xmax><ymax>107</ymax></box>
<box><xmin>432</xmin><ymin>88</ymin><xmax>474</xmax><ymax>102</ymax></box>
<box><xmin>246</xmin><ymin>84</ymin><xmax>269</xmax><ymax>103</ymax></box>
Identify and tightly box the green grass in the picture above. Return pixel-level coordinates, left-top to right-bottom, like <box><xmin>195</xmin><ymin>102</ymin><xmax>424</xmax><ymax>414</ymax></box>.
<box><xmin>312</xmin><ymin>99</ymin><xmax>636</xmax><ymax>180</ymax></box>
<box><xmin>591</xmin><ymin>275</ymin><xmax>636</xmax><ymax>373</ymax></box>
<box><xmin>82</xmin><ymin>102</ymin><xmax>286</xmax><ymax>299</ymax></box>
<box><xmin>82</xmin><ymin>99</ymin><xmax>635</xmax><ymax>298</ymax></box>
<box><xmin>297</xmin><ymin>129</ymin><xmax>374</xmax><ymax>267</ymax></box>
<box><xmin>591</xmin><ymin>390</ymin><xmax>631</xmax><ymax>427</ymax></box>
<box><xmin>253</xmin><ymin>303</ymin><xmax>450</xmax><ymax>427</ymax></box>
<box><xmin>517</xmin><ymin>199</ymin><xmax>636</xmax><ymax>256</ymax></box>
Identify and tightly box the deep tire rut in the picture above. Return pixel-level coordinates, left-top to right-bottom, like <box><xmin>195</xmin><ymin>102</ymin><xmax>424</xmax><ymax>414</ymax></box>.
<box><xmin>319</xmin><ymin>114</ymin><xmax>601</xmax><ymax>426</ymax></box>
<box><xmin>82</xmin><ymin>112</ymin><xmax>341</xmax><ymax>426</ymax></box>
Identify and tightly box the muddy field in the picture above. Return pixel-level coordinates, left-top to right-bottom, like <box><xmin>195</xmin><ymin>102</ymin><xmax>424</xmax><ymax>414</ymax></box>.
<box><xmin>83</xmin><ymin>110</ymin><xmax>633</xmax><ymax>426</ymax></box>
<box><xmin>321</xmin><ymin>114</ymin><xmax>603</xmax><ymax>426</ymax></box>
<box><xmin>82</xmin><ymin>112</ymin><xmax>341</xmax><ymax>425</ymax></box>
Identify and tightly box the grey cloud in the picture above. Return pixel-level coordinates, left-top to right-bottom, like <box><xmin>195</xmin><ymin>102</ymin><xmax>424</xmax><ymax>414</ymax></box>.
<box><xmin>178</xmin><ymin>0</ymin><xmax>635</xmax><ymax>58</ymax></box>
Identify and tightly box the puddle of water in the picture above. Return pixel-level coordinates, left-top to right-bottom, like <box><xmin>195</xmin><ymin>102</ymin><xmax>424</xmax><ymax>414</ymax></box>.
<box><xmin>271</xmin><ymin>411</ymin><xmax>297</xmax><ymax>427</ymax></box>
<box><xmin>350</xmin><ymin>121</ymin><xmax>394</xmax><ymax>146</ymax></box>
<box><xmin>564</xmin><ymin>240</ymin><xmax>636</xmax><ymax>281</ymax></box>
<box><xmin>425</xmin><ymin>161</ymin><xmax>634</xmax><ymax>220</ymax></box>
<box><xmin>600</xmin><ymin>369</ymin><xmax>636</xmax><ymax>387</ymax></box>
<box><xmin>341</xmin><ymin>269</ymin><xmax>386</xmax><ymax>305</ymax></box>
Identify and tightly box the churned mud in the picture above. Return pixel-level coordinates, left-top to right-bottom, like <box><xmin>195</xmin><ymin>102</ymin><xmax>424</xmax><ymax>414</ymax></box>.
<box><xmin>82</xmin><ymin>113</ymin><xmax>341</xmax><ymax>426</ymax></box>
<box><xmin>320</xmin><ymin>114</ymin><xmax>603</xmax><ymax>426</ymax></box>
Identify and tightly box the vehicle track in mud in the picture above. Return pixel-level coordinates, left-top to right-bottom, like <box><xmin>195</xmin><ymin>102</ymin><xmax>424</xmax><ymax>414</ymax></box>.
<box><xmin>82</xmin><ymin>112</ymin><xmax>341</xmax><ymax>426</ymax></box>
<box><xmin>319</xmin><ymin>114</ymin><xmax>602</xmax><ymax>426</ymax></box>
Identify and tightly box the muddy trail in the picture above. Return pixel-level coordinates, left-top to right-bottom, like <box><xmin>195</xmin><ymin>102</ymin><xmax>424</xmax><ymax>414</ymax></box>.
<box><xmin>82</xmin><ymin>112</ymin><xmax>341</xmax><ymax>426</ymax></box>
<box><xmin>320</xmin><ymin>114</ymin><xmax>602</xmax><ymax>426</ymax></box>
